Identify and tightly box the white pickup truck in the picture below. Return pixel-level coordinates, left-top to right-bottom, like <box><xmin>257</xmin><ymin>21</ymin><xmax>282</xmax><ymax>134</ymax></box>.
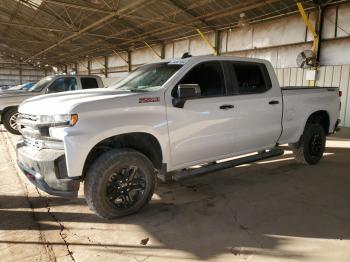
<box><xmin>0</xmin><ymin>75</ymin><xmax>103</xmax><ymax>134</ymax></box>
<box><xmin>16</xmin><ymin>56</ymin><xmax>341</xmax><ymax>218</ymax></box>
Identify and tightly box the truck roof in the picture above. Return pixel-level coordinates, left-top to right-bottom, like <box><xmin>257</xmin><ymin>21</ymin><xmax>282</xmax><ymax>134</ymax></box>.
<box><xmin>154</xmin><ymin>55</ymin><xmax>272</xmax><ymax>67</ymax></box>
<box><xmin>50</xmin><ymin>74</ymin><xmax>101</xmax><ymax>78</ymax></box>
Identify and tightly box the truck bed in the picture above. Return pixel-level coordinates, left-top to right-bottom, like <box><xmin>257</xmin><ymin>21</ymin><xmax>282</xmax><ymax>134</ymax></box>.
<box><xmin>281</xmin><ymin>86</ymin><xmax>338</xmax><ymax>90</ymax></box>
<box><xmin>278</xmin><ymin>86</ymin><xmax>340</xmax><ymax>145</ymax></box>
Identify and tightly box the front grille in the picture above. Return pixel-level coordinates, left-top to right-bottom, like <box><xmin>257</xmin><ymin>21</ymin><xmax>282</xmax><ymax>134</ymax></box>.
<box><xmin>18</xmin><ymin>113</ymin><xmax>39</xmax><ymax>122</ymax></box>
<box><xmin>17</xmin><ymin>113</ymin><xmax>40</xmax><ymax>138</ymax></box>
<box><xmin>18</xmin><ymin>113</ymin><xmax>63</xmax><ymax>150</ymax></box>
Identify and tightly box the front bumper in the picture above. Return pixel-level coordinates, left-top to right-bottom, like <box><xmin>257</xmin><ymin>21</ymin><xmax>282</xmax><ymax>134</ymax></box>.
<box><xmin>16</xmin><ymin>140</ymin><xmax>80</xmax><ymax>197</ymax></box>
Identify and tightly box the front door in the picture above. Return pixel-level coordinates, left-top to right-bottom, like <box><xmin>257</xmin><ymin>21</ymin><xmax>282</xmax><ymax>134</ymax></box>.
<box><xmin>166</xmin><ymin>61</ymin><xmax>237</xmax><ymax>168</ymax></box>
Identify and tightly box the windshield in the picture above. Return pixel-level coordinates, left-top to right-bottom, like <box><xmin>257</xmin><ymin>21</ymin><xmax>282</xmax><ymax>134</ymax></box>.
<box><xmin>110</xmin><ymin>62</ymin><xmax>182</xmax><ymax>92</ymax></box>
<box><xmin>28</xmin><ymin>76</ymin><xmax>54</xmax><ymax>92</ymax></box>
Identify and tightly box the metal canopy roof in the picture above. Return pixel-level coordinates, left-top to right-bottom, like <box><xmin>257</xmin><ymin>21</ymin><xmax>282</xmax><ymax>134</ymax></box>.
<box><xmin>0</xmin><ymin>0</ymin><xmax>343</xmax><ymax>66</ymax></box>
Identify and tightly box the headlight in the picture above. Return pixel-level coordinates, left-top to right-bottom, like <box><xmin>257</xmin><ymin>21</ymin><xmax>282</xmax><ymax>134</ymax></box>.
<box><xmin>39</xmin><ymin>114</ymin><xmax>78</xmax><ymax>127</ymax></box>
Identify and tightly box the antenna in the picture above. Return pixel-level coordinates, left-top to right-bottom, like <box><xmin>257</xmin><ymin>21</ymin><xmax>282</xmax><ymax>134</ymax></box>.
<box><xmin>181</xmin><ymin>52</ymin><xmax>192</xmax><ymax>59</ymax></box>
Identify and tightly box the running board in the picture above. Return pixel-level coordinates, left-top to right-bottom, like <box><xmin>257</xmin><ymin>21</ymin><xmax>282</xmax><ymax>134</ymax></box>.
<box><xmin>172</xmin><ymin>148</ymin><xmax>284</xmax><ymax>181</ymax></box>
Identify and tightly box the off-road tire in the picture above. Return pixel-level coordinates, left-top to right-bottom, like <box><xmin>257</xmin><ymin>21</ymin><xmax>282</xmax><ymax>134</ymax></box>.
<box><xmin>2</xmin><ymin>108</ymin><xmax>20</xmax><ymax>135</ymax></box>
<box><xmin>84</xmin><ymin>148</ymin><xmax>156</xmax><ymax>219</ymax></box>
<box><xmin>292</xmin><ymin>123</ymin><xmax>326</xmax><ymax>165</ymax></box>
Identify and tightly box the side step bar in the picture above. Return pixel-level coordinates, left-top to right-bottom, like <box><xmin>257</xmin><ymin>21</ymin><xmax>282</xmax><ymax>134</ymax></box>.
<box><xmin>171</xmin><ymin>147</ymin><xmax>284</xmax><ymax>181</ymax></box>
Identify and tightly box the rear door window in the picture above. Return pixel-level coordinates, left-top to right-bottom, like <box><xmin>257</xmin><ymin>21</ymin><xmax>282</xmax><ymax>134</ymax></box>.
<box><xmin>229</xmin><ymin>62</ymin><xmax>271</xmax><ymax>94</ymax></box>
<box><xmin>81</xmin><ymin>77</ymin><xmax>99</xmax><ymax>89</ymax></box>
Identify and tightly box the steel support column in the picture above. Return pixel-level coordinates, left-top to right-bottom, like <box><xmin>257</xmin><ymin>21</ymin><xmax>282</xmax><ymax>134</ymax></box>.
<box><xmin>160</xmin><ymin>43</ymin><xmax>165</xmax><ymax>59</ymax></box>
<box><xmin>104</xmin><ymin>56</ymin><xmax>108</xmax><ymax>78</ymax></box>
<box><xmin>214</xmin><ymin>30</ymin><xmax>221</xmax><ymax>56</ymax></box>
<box><xmin>127</xmin><ymin>51</ymin><xmax>132</xmax><ymax>72</ymax></box>
<box><xmin>315</xmin><ymin>6</ymin><xmax>324</xmax><ymax>62</ymax></box>
<box><xmin>19</xmin><ymin>64</ymin><xmax>23</xmax><ymax>84</ymax></box>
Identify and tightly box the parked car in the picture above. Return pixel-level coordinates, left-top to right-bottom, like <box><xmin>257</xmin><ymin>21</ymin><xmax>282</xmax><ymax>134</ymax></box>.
<box><xmin>0</xmin><ymin>85</ymin><xmax>13</xmax><ymax>91</ymax></box>
<box><xmin>0</xmin><ymin>75</ymin><xmax>103</xmax><ymax>134</ymax></box>
<box><xmin>7</xmin><ymin>82</ymin><xmax>36</xmax><ymax>91</ymax></box>
<box><xmin>16</xmin><ymin>56</ymin><xmax>341</xmax><ymax>218</ymax></box>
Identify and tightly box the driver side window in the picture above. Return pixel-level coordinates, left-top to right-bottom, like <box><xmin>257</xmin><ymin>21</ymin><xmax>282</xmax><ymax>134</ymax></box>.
<box><xmin>173</xmin><ymin>61</ymin><xmax>225</xmax><ymax>98</ymax></box>
<box><xmin>47</xmin><ymin>77</ymin><xmax>77</xmax><ymax>93</ymax></box>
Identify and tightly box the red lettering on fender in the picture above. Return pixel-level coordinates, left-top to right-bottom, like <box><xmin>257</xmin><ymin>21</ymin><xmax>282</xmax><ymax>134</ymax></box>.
<box><xmin>139</xmin><ymin>97</ymin><xmax>160</xmax><ymax>103</ymax></box>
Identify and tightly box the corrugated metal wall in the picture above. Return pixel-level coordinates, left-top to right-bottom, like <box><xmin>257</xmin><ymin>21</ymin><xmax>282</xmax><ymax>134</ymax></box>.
<box><xmin>0</xmin><ymin>57</ymin><xmax>48</xmax><ymax>86</ymax></box>
<box><xmin>276</xmin><ymin>65</ymin><xmax>350</xmax><ymax>127</ymax></box>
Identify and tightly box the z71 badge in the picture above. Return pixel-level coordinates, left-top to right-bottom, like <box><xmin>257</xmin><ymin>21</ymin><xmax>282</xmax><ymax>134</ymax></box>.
<box><xmin>139</xmin><ymin>97</ymin><xmax>160</xmax><ymax>103</ymax></box>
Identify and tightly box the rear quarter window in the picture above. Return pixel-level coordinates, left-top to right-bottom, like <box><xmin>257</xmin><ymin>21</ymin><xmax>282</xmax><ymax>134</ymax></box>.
<box><xmin>81</xmin><ymin>77</ymin><xmax>99</xmax><ymax>89</ymax></box>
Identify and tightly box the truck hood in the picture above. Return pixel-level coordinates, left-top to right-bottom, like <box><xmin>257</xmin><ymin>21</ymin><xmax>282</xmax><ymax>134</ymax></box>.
<box><xmin>18</xmin><ymin>89</ymin><xmax>138</xmax><ymax>115</ymax></box>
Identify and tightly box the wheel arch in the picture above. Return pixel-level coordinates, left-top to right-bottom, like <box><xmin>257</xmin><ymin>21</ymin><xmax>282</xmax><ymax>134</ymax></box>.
<box><xmin>305</xmin><ymin>110</ymin><xmax>330</xmax><ymax>134</ymax></box>
<box><xmin>1</xmin><ymin>106</ymin><xmax>18</xmax><ymax>118</ymax></box>
<box><xmin>82</xmin><ymin>132</ymin><xmax>163</xmax><ymax>179</ymax></box>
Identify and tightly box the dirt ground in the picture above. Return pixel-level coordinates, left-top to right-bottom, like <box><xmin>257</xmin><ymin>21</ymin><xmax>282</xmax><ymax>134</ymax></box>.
<box><xmin>1</xmin><ymin>126</ymin><xmax>350</xmax><ymax>262</ymax></box>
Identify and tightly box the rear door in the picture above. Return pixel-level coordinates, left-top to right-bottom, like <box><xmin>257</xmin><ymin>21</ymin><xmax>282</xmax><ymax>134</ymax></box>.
<box><xmin>224</xmin><ymin>61</ymin><xmax>283</xmax><ymax>154</ymax></box>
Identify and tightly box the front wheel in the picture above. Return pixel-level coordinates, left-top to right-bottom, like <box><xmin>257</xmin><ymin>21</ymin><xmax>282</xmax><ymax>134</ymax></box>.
<box><xmin>2</xmin><ymin>108</ymin><xmax>20</xmax><ymax>135</ymax></box>
<box><xmin>292</xmin><ymin>123</ymin><xmax>326</xmax><ymax>165</ymax></box>
<box><xmin>84</xmin><ymin>148</ymin><xmax>156</xmax><ymax>219</ymax></box>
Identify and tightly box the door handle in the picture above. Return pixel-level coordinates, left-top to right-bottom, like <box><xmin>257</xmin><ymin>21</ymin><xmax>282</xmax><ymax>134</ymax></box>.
<box><xmin>220</xmin><ymin>104</ymin><xmax>234</xmax><ymax>110</ymax></box>
<box><xmin>269</xmin><ymin>100</ymin><xmax>280</xmax><ymax>105</ymax></box>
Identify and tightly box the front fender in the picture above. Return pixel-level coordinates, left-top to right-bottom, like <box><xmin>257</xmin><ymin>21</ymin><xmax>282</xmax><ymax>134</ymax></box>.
<box><xmin>59</xmin><ymin>118</ymin><xmax>169</xmax><ymax>178</ymax></box>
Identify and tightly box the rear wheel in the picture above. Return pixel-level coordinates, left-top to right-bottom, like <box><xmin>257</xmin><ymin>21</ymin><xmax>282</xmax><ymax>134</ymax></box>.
<box><xmin>2</xmin><ymin>108</ymin><xmax>20</xmax><ymax>135</ymax></box>
<box><xmin>84</xmin><ymin>148</ymin><xmax>156</xmax><ymax>219</ymax></box>
<box><xmin>292</xmin><ymin>123</ymin><xmax>326</xmax><ymax>165</ymax></box>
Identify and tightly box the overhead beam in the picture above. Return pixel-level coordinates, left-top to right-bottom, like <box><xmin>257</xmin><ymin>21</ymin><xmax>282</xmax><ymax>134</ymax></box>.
<box><xmin>43</xmin><ymin>0</ymin><xmax>112</xmax><ymax>14</ymax></box>
<box><xmin>18</xmin><ymin>0</ymin><xmax>77</xmax><ymax>31</ymax></box>
<box><xmin>25</xmin><ymin>0</ymin><xmax>148</xmax><ymax>62</ymax></box>
<box><xmin>50</xmin><ymin>0</ymin><xmax>276</xmax><ymax>62</ymax></box>
<box><xmin>25</xmin><ymin>13</ymin><xmax>117</xmax><ymax>61</ymax></box>
<box><xmin>0</xmin><ymin>21</ymin><xmax>73</xmax><ymax>32</ymax></box>
<box><xmin>166</xmin><ymin>0</ymin><xmax>212</xmax><ymax>28</ymax></box>
<box><xmin>109</xmin><ymin>0</ymin><xmax>281</xmax><ymax>49</ymax></box>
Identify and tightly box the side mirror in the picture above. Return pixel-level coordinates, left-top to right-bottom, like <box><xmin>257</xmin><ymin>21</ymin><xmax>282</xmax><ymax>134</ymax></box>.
<box><xmin>45</xmin><ymin>84</ymin><xmax>53</xmax><ymax>94</ymax></box>
<box><xmin>173</xmin><ymin>84</ymin><xmax>201</xmax><ymax>108</ymax></box>
<box><xmin>177</xmin><ymin>84</ymin><xmax>201</xmax><ymax>99</ymax></box>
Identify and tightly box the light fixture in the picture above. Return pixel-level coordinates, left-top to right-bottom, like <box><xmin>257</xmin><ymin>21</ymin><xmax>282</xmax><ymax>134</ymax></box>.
<box><xmin>238</xmin><ymin>12</ymin><xmax>248</xmax><ymax>28</ymax></box>
<box><xmin>90</xmin><ymin>0</ymin><xmax>103</xmax><ymax>5</ymax></box>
